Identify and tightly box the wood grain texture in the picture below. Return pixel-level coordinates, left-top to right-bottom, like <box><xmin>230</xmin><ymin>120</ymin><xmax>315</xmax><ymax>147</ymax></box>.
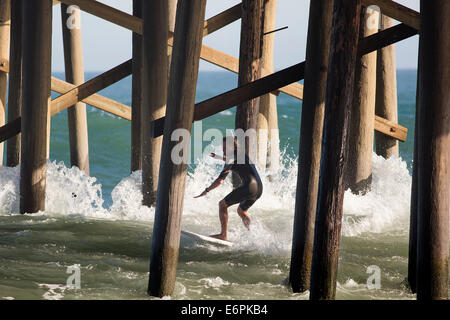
<box><xmin>148</xmin><ymin>0</ymin><xmax>207</xmax><ymax>298</ymax></box>
<box><xmin>131</xmin><ymin>0</ymin><xmax>143</xmax><ymax>172</ymax></box>
<box><xmin>20</xmin><ymin>0</ymin><xmax>52</xmax><ymax>214</ymax></box>
<box><xmin>375</xmin><ymin>15</ymin><xmax>399</xmax><ymax>157</ymax></box>
<box><xmin>141</xmin><ymin>0</ymin><xmax>168</xmax><ymax>207</ymax></box>
<box><xmin>257</xmin><ymin>0</ymin><xmax>277</xmax><ymax>170</ymax></box>
<box><xmin>290</xmin><ymin>0</ymin><xmax>334</xmax><ymax>294</ymax></box>
<box><xmin>6</xmin><ymin>0</ymin><xmax>21</xmax><ymax>166</ymax></box>
<box><xmin>0</xmin><ymin>0</ymin><xmax>10</xmax><ymax>166</ymax></box>
<box><xmin>235</xmin><ymin>0</ymin><xmax>264</xmax><ymax>161</ymax></box>
<box><xmin>50</xmin><ymin>59</ymin><xmax>132</xmax><ymax>116</ymax></box>
<box><xmin>346</xmin><ymin>7</ymin><xmax>379</xmax><ymax>194</ymax></box>
<box><xmin>361</xmin><ymin>0</ymin><xmax>420</xmax><ymax>30</ymax></box>
<box><xmin>61</xmin><ymin>3</ymin><xmax>90</xmax><ymax>174</ymax></box>
<box><xmin>51</xmin><ymin>77</ymin><xmax>131</xmax><ymax>119</ymax></box>
<box><xmin>310</xmin><ymin>0</ymin><xmax>362</xmax><ymax>300</ymax></box>
<box><xmin>416</xmin><ymin>0</ymin><xmax>450</xmax><ymax>300</ymax></box>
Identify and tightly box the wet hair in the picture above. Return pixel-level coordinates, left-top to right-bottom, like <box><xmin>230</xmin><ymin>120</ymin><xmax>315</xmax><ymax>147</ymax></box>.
<box><xmin>222</xmin><ymin>136</ymin><xmax>238</xmax><ymax>152</ymax></box>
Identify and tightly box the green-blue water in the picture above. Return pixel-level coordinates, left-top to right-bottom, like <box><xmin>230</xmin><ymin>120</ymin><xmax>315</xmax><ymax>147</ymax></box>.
<box><xmin>49</xmin><ymin>70</ymin><xmax>417</xmax><ymax>205</ymax></box>
<box><xmin>2</xmin><ymin>70</ymin><xmax>439</xmax><ymax>300</ymax></box>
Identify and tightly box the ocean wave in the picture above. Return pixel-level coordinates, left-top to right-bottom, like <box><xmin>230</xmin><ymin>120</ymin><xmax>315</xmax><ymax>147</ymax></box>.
<box><xmin>0</xmin><ymin>151</ymin><xmax>413</xmax><ymax>252</ymax></box>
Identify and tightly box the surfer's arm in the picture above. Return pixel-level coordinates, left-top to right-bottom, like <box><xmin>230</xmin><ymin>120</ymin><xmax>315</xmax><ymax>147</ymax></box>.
<box><xmin>210</xmin><ymin>152</ymin><xmax>226</xmax><ymax>161</ymax></box>
<box><xmin>206</xmin><ymin>163</ymin><xmax>233</xmax><ymax>191</ymax></box>
<box><xmin>217</xmin><ymin>163</ymin><xmax>232</xmax><ymax>180</ymax></box>
<box><xmin>194</xmin><ymin>164</ymin><xmax>231</xmax><ymax>198</ymax></box>
<box><xmin>202</xmin><ymin>167</ymin><xmax>230</xmax><ymax>193</ymax></box>
<box><xmin>194</xmin><ymin>177</ymin><xmax>224</xmax><ymax>198</ymax></box>
<box><xmin>206</xmin><ymin>177</ymin><xmax>224</xmax><ymax>192</ymax></box>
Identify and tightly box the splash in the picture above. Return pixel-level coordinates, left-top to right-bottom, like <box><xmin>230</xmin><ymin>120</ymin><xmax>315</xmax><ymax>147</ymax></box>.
<box><xmin>0</xmin><ymin>151</ymin><xmax>413</xmax><ymax>249</ymax></box>
<box><xmin>342</xmin><ymin>154</ymin><xmax>412</xmax><ymax>237</ymax></box>
<box><xmin>109</xmin><ymin>170</ymin><xmax>154</xmax><ymax>221</ymax></box>
<box><xmin>0</xmin><ymin>161</ymin><xmax>106</xmax><ymax>217</ymax></box>
<box><xmin>0</xmin><ymin>165</ymin><xmax>20</xmax><ymax>213</ymax></box>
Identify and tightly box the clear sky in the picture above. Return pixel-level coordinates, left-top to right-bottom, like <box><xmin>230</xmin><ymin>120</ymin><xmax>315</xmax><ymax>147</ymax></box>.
<box><xmin>51</xmin><ymin>0</ymin><xmax>420</xmax><ymax>72</ymax></box>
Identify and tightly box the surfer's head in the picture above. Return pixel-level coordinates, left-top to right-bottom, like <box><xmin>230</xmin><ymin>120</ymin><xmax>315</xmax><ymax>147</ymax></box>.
<box><xmin>222</xmin><ymin>136</ymin><xmax>238</xmax><ymax>159</ymax></box>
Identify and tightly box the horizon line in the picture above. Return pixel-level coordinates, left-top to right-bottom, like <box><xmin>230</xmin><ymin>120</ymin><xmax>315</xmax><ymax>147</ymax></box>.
<box><xmin>52</xmin><ymin>67</ymin><xmax>419</xmax><ymax>73</ymax></box>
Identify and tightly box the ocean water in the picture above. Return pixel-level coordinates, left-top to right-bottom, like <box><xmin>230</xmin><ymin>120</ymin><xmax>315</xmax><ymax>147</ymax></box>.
<box><xmin>0</xmin><ymin>70</ymin><xmax>436</xmax><ymax>300</ymax></box>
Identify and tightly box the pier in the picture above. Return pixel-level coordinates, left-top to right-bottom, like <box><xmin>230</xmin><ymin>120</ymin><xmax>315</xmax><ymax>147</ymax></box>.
<box><xmin>0</xmin><ymin>0</ymin><xmax>448</xmax><ymax>300</ymax></box>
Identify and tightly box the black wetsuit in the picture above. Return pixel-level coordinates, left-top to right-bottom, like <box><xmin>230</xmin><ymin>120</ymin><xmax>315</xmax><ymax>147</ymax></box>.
<box><xmin>218</xmin><ymin>154</ymin><xmax>263</xmax><ymax>211</ymax></box>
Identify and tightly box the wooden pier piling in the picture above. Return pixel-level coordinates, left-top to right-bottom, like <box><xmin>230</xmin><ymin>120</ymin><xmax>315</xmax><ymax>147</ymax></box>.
<box><xmin>235</xmin><ymin>0</ymin><xmax>263</xmax><ymax>161</ymax></box>
<box><xmin>407</xmin><ymin>73</ymin><xmax>420</xmax><ymax>293</ymax></box>
<box><xmin>0</xmin><ymin>0</ymin><xmax>10</xmax><ymax>166</ymax></box>
<box><xmin>168</xmin><ymin>0</ymin><xmax>177</xmax><ymax>34</ymax></box>
<box><xmin>345</xmin><ymin>6</ymin><xmax>378</xmax><ymax>194</ymax></box>
<box><xmin>168</xmin><ymin>0</ymin><xmax>177</xmax><ymax>60</ymax></box>
<box><xmin>257</xmin><ymin>0</ymin><xmax>279</xmax><ymax>172</ymax></box>
<box><xmin>141</xmin><ymin>0</ymin><xmax>168</xmax><ymax>207</ymax></box>
<box><xmin>61</xmin><ymin>3</ymin><xmax>89</xmax><ymax>175</ymax></box>
<box><xmin>130</xmin><ymin>0</ymin><xmax>142</xmax><ymax>172</ymax></box>
<box><xmin>20</xmin><ymin>0</ymin><xmax>52</xmax><ymax>214</ymax></box>
<box><xmin>148</xmin><ymin>0</ymin><xmax>206</xmax><ymax>297</ymax></box>
<box><xmin>6</xmin><ymin>0</ymin><xmax>21</xmax><ymax>167</ymax></box>
<box><xmin>289</xmin><ymin>0</ymin><xmax>334</xmax><ymax>293</ymax></box>
<box><xmin>0</xmin><ymin>0</ymin><xmax>444</xmax><ymax>301</ymax></box>
<box><xmin>309</xmin><ymin>0</ymin><xmax>362</xmax><ymax>300</ymax></box>
<box><xmin>415</xmin><ymin>0</ymin><xmax>449</xmax><ymax>300</ymax></box>
<box><xmin>375</xmin><ymin>15</ymin><xmax>399</xmax><ymax>158</ymax></box>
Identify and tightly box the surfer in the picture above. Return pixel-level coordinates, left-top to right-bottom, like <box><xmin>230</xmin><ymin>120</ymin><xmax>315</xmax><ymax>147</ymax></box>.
<box><xmin>194</xmin><ymin>137</ymin><xmax>263</xmax><ymax>241</ymax></box>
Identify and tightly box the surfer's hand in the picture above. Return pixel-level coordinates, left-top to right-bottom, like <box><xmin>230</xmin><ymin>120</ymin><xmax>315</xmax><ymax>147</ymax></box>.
<box><xmin>210</xmin><ymin>153</ymin><xmax>225</xmax><ymax>161</ymax></box>
<box><xmin>194</xmin><ymin>189</ymin><xmax>208</xmax><ymax>198</ymax></box>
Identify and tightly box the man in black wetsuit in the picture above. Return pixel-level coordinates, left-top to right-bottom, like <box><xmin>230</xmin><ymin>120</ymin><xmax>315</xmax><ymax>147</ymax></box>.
<box><xmin>194</xmin><ymin>137</ymin><xmax>263</xmax><ymax>241</ymax></box>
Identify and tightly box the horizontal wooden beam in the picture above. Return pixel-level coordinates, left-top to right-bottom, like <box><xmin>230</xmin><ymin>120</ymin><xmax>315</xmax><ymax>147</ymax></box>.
<box><xmin>359</xmin><ymin>22</ymin><xmax>418</xmax><ymax>56</ymax></box>
<box><xmin>51</xmin><ymin>77</ymin><xmax>131</xmax><ymax>120</ymax></box>
<box><xmin>151</xmin><ymin>24</ymin><xmax>415</xmax><ymax>141</ymax></box>
<box><xmin>0</xmin><ymin>117</ymin><xmax>21</xmax><ymax>143</ymax></box>
<box><xmin>153</xmin><ymin>39</ymin><xmax>409</xmax><ymax>142</ymax></box>
<box><xmin>58</xmin><ymin>0</ymin><xmax>142</xmax><ymax>34</ymax></box>
<box><xmin>60</xmin><ymin>0</ymin><xmax>242</xmax><ymax>37</ymax></box>
<box><xmin>1</xmin><ymin>61</ymin><xmax>133</xmax><ymax>143</ymax></box>
<box><xmin>0</xmin><ymin>58</ymin><xmax>131</xmax><ymax>120</ymax></box>
<box><xmin>203</xmin><ymin>3</ymin><xmax>242</xmax><ymax>37</ymax></box>
<box><xmin>374</xmin><ymin>115</ymin><xmax>407</xmax><ymax>142</ymax></box>
<box><xmin>61</xmin><ymin>0</ymin><xmax>304</xmax><ymax>100</ymax></box>
<box><xmin>184</xmin><ymin>41</ymin><xmax>304</xmax><ymax>100</ymax></box>
<box><xmin>361</xmin><ymin>0</ymin><xmax>420</xmax><ymax>30</ymax></box>
<box><xmin>152</xmin><ymin>62</ymin><xmax>306</xmax><ymax>138</ymax></box>
<box><xmin>194</xmin><ymin>63</ymin><xmax>306</xmax><ymax>121</ymax></box>
<box><xmin>2</xmin><ymin>1</ymin><xmax>413</xmax><ymax>143</ymax></box>
<box><xmin>0</xmin><ymin>58</ymin><xmax>8</xmax><ymax>73</ymax></box>
<box><xmin>279</xmin><ymin>82</ymin><xmax>303</xmax><ymax>100</ymax></box>
<box><xmin>50</xmin><ymin>59</ymin><xmax>132</xmax><ymax>116</ymax></box>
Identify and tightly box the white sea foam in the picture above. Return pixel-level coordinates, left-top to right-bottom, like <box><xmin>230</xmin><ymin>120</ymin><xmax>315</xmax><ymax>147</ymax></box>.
<box><xmin>219</xmin><ymin>110</ymin><xmax>233</xmax><ymax>116</ymax></box>
<box><xmin>0</xmin><ymin>152</ymin><xmax>413</xmax><ymax>253</ymax></box>
<box><xmin>38</xmin><ymin>283</ymin><xmax>69</xmax><ymax>300</ymax></box>
<box><xmin>342</xmin><ymin>154</ymin><xmax>412</xmax><ymax>236</ymax></box>
<box><xmin>200</xmin><ymin>277</ymin><xmax>230</xmax><ymax>288</ymax></box>
<box><xmin>46</xmin><ymin>161</ymin><xmax>106</xmax><ymax>217</ymax></box>
<box><xmin>0</xmin><ymin>165</ymin><xmax>20</xmax><ymax>213</ymax></box>
<box><xmin>109</xmin><ymin>170</ymin><xmax>154</xmax><ymax>221</ymax></box>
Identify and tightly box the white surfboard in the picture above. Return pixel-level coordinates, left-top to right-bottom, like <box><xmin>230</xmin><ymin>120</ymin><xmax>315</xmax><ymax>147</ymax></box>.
<box><xmin>181</xmin><ymin>230</ymin><xmax>233</xmax><ymax>247</ymax></box>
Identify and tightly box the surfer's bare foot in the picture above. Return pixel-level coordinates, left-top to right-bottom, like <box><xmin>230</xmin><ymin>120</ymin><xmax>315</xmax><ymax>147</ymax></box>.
<box><xmin>237</xmin><ymin>208</ymin><xmax>251</xmax><ymax>230</ymax></box>
<box><xmin>210</xmin><ymin>234</ymin><xmax>228</xmax><ymax>241</ymax></box>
